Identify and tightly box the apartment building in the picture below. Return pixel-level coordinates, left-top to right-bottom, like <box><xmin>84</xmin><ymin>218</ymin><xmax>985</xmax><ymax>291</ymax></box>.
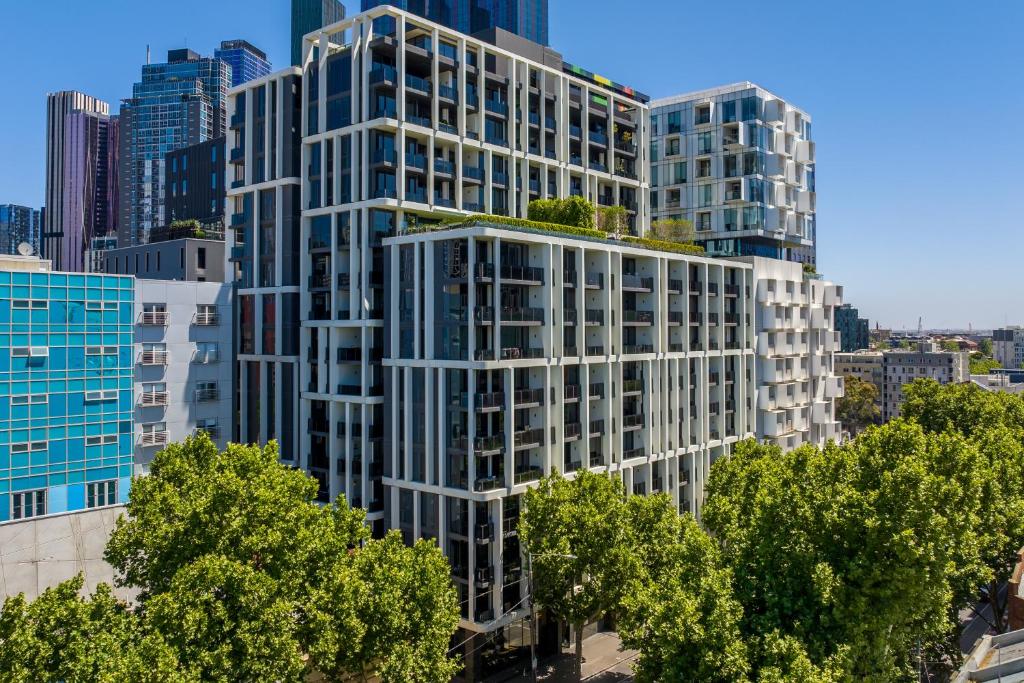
<box><xmin>133</xmin><ymin>279</ymin><xmax>233</xmax><ymax>472</ymax></box>
<box><xmin>881</xmin><ymin>341</ymin><xmax>968</xmax><ymax>421</ymax></box>
<box><xmin>650</xmin><ymin>83</ymin><xmax>816</xmax><ymax>265</ymax></box>
<box><xmin>994</xmin><ymin>327</ymin><xmax>1024</xmax><ymax>370</ymax></box>
<box><xmin>0</xmin><ymin>255</ymin><xmax>134</xmax><ymax>523</ymax></box>
<box><xmin>835</xmin><ymin>350</ymin><xmax>884</xmax><ymax>399</ymax></box>
<box><xmin>381</xmin><ymin>221</ymin><xmax>755</xmax><ymax>648</ymax></box>
<box><xmin>741</xmin><ymin>257</ymin><xmax>843</xmax><ymax>450</ymax></box>
<box><xmin>836</xmin><ymin>303</ymin><xmax>870</xmax><ymax>352</ymax></box>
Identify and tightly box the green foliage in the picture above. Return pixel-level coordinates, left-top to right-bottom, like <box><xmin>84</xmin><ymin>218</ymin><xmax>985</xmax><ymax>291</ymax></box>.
<box><xmin>702</xmin><ymin>427</ymin><xmax>987</xmax><ymax>681</ymax></box>
<box><xmin>618</xmin><ymin>495</ymin><xmax>749</xmax><ymax>682</ymax></box>
<box><xmin>622</xmin><ymin>235</ymin><xmax>704</xmax><ymax>256</ymax></box>
<box><xmin>464</xmin><ymin>214</ymin><xmax>606</xmax><ymax>239</ymax></box>
<box><xmin>526</xmin><ymin>196</ymin><xmax>596</xmax><ymax>230</ymax></box>
<box><xmin>980</xmin><ymin>338</ymin><xmax>993</xmax><ymax>356</ymax></box>
<box><xmin>595</xmin><ymin>205</ymin><xmax>628</xmax><ymax>235</ymax></box>
<box><xmin>835</xmin><ymin>375</ymin><xmax>880</xmax><ymax>434</ymax></box>
<box><xmin>649</xmin><ymin>217</ymin><xmax>695</xmax><ymax>243</ymax></box>
<box><xmin>970</xmin><ymin>356</ymin><xmax>1002</xmax><ymax>375</ymax></box>
<box><xmin>0</xmin><ymin>576</ymin><xmax>192</xmax><ymax>682</ymax></box>
<box><xmin>305</xmin><ymin>533</ymin><xmax>460</xmax><ymax>683</ymax></box>
<box><xmin>941</xmin><ymin>339</ymin><xmax>962</xmax><ymax>352</ymax></box>
<box><xmin>802</xmin><ymin>263</ymin><xmax>817</xmax><ymax>274</ymax></box>
<box><xmin>100</xmin><ymin>434</ymin><xmax>459</xmax><ymax>682</ymax></box>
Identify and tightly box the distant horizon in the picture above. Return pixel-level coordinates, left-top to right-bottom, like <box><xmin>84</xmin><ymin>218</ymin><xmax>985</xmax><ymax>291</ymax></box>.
<box><xmin>0</xmin><ymin>0</ymin><xmax>1020</xmax><ymax>329</ymax></box>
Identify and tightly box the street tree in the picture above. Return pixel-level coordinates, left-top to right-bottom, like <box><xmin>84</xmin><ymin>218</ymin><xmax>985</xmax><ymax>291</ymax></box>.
<box><xmin>835</xmin><ymin>375</ymin><xmax>880</xmax><ymax>435</ymax></box>
<box><xmin>519</xmin><ymin>470</ymin><xmax>637</xmax><ymax>681</ymax></box>
<box><xmin>618</xmin><ymin>494</ymin><xmax>749</xmax><ymax>682</ymax></box>
<box><xmin>0</xmin><ymin>576</ymin><xmax>192</xmax><ymax>682</ymax></box>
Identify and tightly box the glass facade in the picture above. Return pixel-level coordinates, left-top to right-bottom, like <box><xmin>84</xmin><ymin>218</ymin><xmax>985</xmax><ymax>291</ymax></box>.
<box><xmin>0</xmin><ymin>205</ymin><xmax>41</xmax><ymax>257</ymax></box>
<box><xmin>361</xmin><ymin>0</ymin><xmax>549</xmax><ymax>45</ymax></box>
<box><xmin>0</xmin><ymin>267</ymin><xmax>134</xmax><ymax>523</ymax></box>
<box><xmin>215</xmin><ymin>40</ymin><xmax>272</xmax><ymax>88</ymax></box>
<box><xmin>291</xmin><ymin>0</ymin><xmax>347</xmax><ymax>66</ymax></box>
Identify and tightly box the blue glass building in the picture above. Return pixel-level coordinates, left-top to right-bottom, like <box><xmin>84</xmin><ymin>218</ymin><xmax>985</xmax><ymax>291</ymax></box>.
<box><xmin>0</xmin><ymin>261</ymin><xmax>134</xmax><ymax>523</ymax></box>
<box><xmin>361</xmin><ymin>0</ymin><xmax>549</xmax><ymax>45</ymax></box>
<box><xmin>215</xmin><ymin>40</ymin><xmax>272</xmax><ymax>88</ymax></box>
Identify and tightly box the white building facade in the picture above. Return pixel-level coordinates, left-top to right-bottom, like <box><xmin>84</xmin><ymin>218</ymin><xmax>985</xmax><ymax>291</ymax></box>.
<box><xmin>994</xmin><ymin>327</ymin><xmax>1024</xmax><ymax>370</ymax></box>
<box><xmin>650</xmin><ymin>83</ymin><xmax>816</xmax><ymax>265</ymax></box>
<box><xmin>881</xmin><ymin>341</ymin><xmax>968</xmax><ymax>421</ymax></box>
<box><xmin>134</xmin><ymin>279</ymin><xmax>233</xmax><ymax>471</ymax></box>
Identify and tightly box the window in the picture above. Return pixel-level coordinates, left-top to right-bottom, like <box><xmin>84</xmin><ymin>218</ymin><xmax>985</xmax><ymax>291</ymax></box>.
<box><xmin>12</xmin><ymin>300</ymin><xmax>47</xmax><ymax>309</ymax></box>
<box><xmin>666</xmin><ymin>137</ymin><xmax>680</xmax><ymax>156</ymax></box>
<box><xmin>697</xmin><ymin>158</ymin><xmax>711</xmax><ymax>178</ymax></box>
<box><xmin>87</xmin><ymin>481</ymin><xmax>117</xmax><ymax>509</ymax></box>
<box><xmin>12</xmin><ymin>490</ymin><xmax>46</xmax><ymax>520</ymax></box>
<box><xmin>196</xmin><ymin>304</ymin><xmax>218</xmax><ymax>325</ymax></box>
<box><xmin>697</xmin><ymin>132</ymin><xmax>714</xmax><ymax>155</ymax></box>
<box><xmin>695</xmin><ymin>104</ymin><xmax>711</xmax><ymax>125</ymax></box>
<box><xmin>198</xmin><ymin>247</ymin><xmax>207</xmax><ymax>269</ymax></box>
<box><xmin>86</xmin><ymin>434</ymin><xmax>118</xmax><ymax>446</ymax></box>
<box><xmin>722</xmin><ymin>100</ymin><xmax>737</xmax><ymax>123</ymax></box>
<box><xmin>142</xmin><ymin>303</ymin><xmax>167</xmax><ymax>325</ymax></box>
<box><xmin>84</xmin><ymin>389</ymin><xmax>118</xmax><ymax>402</ymax></box>
<box><xmin>143</xmin><ymin>422</ymin><xmax>167</xmax><ymax>435</ymax></box>
<box><xmin>196</xmin><ymin>341</ymin><xmax>219</xmax><ymax>363</ymax></box>
<box><xmin>11</xmin><ymin>394</ymin><xmax>47</xmax><ymax>405</ymax></box>
<box><xmin>11</xmin><ymin>441</ymin><xmax>46</xmax><ymax>453</ymax></box>
<box><xmin>699</xmin><ymin>184</ymin><xmax>713</xmax><ymax>207</ymax></box>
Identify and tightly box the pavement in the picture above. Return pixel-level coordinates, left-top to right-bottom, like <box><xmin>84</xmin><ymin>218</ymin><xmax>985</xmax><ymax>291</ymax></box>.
<box><xmin>537</xmin><ymin>632</ymin><xmax>638</xmax><ymax>682</ymax></box>
<box><xmin>959</xmin><ymin>584</ymin><xmax>1007</xmax><ymax>655</ymax></box>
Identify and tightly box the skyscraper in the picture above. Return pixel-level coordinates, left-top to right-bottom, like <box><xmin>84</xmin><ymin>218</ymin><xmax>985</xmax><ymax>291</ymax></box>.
<box><xmin>836</xmin><ymin>303</ymin><xmax>870</xmax><ymax>352</ymax></box>
<box><xmin>118</xmin><ymin>49</ymin><xmax>230</xmax><ymax>247</ymax></box>
<box><xmin>0</xmin><ymin>205</ymin><xmax>41</xmax><ymax>256</ymax></box>
<box><xmin>215</xmin><ymin>40</ymin><xmax>272</xmax><ymax>88</ymax></box>
<box><xmin>360</xmin><ymin>0</ymin><xmax>549</xmax><ymax>45</ymax></box>
<box><xmin>44</xmin><ymin>91</ymin><xmax>118</xmax><ymax>271</ymax></box>
<box><xmin>291</xmin><ymin>0</ymin><xmax>346</xmax><ymax>66</ymax></box>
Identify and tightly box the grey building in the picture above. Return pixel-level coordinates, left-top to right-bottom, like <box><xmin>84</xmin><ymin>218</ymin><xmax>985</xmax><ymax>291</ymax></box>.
<box><xmin>164</xmin><ymin>137</ymin><xmax>227</xmax><ymax>236</ymax></box>
<box><xmin>0</xmin><ymin>205</ymin><xmax>41</xmax><ymax>256</ymax></box>
<box><xmin>119</xmin><ymin>49</ymin><xmax>230</xmax><ymax>247</ymax></box>
<box><xmin>994</xmin><ymin>327</ymin><xmax>1024</xmax><ymax>370</ymax></box>
<box><xmin>103</xmin><ymin>238</ymin><xmax>227</xmax><ymax>283</ymax></box>
<box><xmin>881</xmin><ymin>341</ymin><xmax>968</xmax><ymax>421</ymax></box>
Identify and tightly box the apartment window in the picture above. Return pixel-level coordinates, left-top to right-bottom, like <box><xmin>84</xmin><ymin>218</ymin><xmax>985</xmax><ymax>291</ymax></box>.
<box><xmin>87</xmin><ymin>481</ymin><xmax>117</xmax><ymax>509</ymax></box>
<box><xmin>196</xmin><ymin>381</ymin><xmax>219</xmax><ymax>401</ymax></box>
<box><xmin>196</xmin><ymin>304</ymin><xmax>218</xmax><ymax>325</ymax></box>
<box><xmin>11</xmin><ymin>441</ymin><xmax>46</xmax><ymax>454</ymax></box>
<box><xmin>695</xmin><ymin>104</ymin><xmax>711</xmax><ymax>125</ymax></box>
<box><xmin>11</xmin><ymin>394</ymin><xmax>47</xmax><ymax>405</ymax></box>
<box><xmin>699</xmin><ymin>184</ymin><xmax>713</xmax><ymax>207</ymax></box>
<box><xmin>12</xmin><ymin>490</ymin><xmax>46</xmax><ymax>520</ymax></box>
<box><xmin>86</xmin><ymin>434</ymin><xmax>118</xmax><ymax>446</ymax></box>
<box><xmin>697</xmin><ymin>158</ymin><xmax>711</xmax><ymax>178</ymax></box>
<box><xmin>721</xmin><ymin>100</ymin><xmax>737</xmax><ymax>123</ymax></box>
<box><xmin>196</xmin><ymin>341</ymin><xmax>219</xmax><ymax>363</ymax></box>
<box><xmin>142</xmin><ymin>302</ymin><xmax>167</xmax><ymax>325</ymax></box>
<box><xmin>697</xmin><ymin>132</ymin><xmax>714</xmax><ymax>155</ymax></box>
<box><xmin>696</xmin><ymin>212</ymin><xmax>711</xmax><ymax>231</ymax></box>
<box><xmin>198</xmin><ymin>247</ymin><xmax>206</xmax><ymax>269</ymax></box>
<box><xmin>666</xmin><ymin>137</ymin><xmax>680</xmax><ymax>156</ymax></box>
<box><xmin>142</xmin><ymin>422</ymin><xmax>167</xmax><ymax>436</ymax></box>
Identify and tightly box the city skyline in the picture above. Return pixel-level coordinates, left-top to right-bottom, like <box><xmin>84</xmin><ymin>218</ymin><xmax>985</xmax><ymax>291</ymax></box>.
<box><xmin>0</xmin><ymin>0</ymin><xmax>1021</xmax><ymax>329</ymax></box>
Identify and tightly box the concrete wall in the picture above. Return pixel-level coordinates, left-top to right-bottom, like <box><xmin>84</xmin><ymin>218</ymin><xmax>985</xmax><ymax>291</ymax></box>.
<box><xmin>0</xmin><ymin>506</ymin><xmax>129</xmax><ymax>602</ymax></box>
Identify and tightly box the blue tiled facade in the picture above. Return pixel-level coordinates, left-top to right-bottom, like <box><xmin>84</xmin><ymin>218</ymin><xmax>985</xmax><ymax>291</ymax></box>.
<box><xmin>0</xmin><ymin>269</ymin><xmax>134</xmax><ymax>523</ymax></box>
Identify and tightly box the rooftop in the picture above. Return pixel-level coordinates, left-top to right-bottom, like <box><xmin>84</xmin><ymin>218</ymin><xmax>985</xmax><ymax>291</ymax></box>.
<box><xmin>956</xmin><ymin>628</ymin><xmax>1024</xmax><ymax>682</ymax></box>
<box><xmin>651</xmin><ymin>80</ymin><xmax>810</xmax><ymax>118</ymax></box>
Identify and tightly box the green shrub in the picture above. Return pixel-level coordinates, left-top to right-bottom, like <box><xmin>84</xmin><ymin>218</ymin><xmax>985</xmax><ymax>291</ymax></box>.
<box><xmin>623</xmin><ymin>236</ymin><xmax>705</xmax><ymax>255</ymax></box>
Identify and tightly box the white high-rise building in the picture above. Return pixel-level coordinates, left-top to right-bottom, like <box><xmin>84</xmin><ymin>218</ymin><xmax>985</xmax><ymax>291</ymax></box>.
<box><xmin>226</xmin><ymin>6</ymin><xmax>847</xmax><ymax>675</ymax></box>
<box><xmin>650</xmin><ymin>83</ymin><xmax>817</xmax><ymax>266</ymax></box>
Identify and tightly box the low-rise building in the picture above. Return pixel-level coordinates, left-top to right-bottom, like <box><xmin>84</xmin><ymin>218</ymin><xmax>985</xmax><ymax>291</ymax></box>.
<box><xmin>835</xmin><ymin>350</ymin><xmax>884</xmax><ymax>407</ymax></box>
<box><xmin>881</xmin><ymin>341</ymin><xmax>968</xmax><ymax>420</ymax></box>
<box><xmin>994</xmin><ymin>327</ymin><xmax>1024</xmax><ymax>370</ymax></box>
<box><xmin>102</xmin><ymin>238</ymin><xmax>227</xmax><ymax>283</ymax></box>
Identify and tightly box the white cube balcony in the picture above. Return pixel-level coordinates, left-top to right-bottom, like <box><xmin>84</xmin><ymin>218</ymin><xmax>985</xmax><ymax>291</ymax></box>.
<box><xmin>795</xmin><ymin>140</ymin><xmax>815</xmax><ymax>163</ymax></box>
<box><xmin>796</xmin><ymin>190</ymin><xmax>816</xmax><ymax>213</ymax></box>
<box><xmin>139</xmin><ymin>431</ymin><xmax>169</xmax><ymax>447</ymax></box>
<box><xmin>139</xmin><ymin>392</ymin><xmax>169</xmax><ymax>407</ymax></box>
<box><xmin>141</xmin><ymin>311</ymin><xmax>169</xmax><ymax>326</ymax></box>
<box><xmin>140</xmin><ymin>350</ymin><xmax>168</xmax><ymax>365</ymax></box>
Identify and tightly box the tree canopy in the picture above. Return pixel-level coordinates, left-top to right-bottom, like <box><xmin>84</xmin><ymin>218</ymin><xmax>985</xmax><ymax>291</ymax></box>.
<box><xmin>526</xmin><ymin>196</ymin><xmax>596</xmax><ymax>230</ymax></box>
<box><xmin>835</xmin><ymin>375</ymin><xmax>881</xmax><ymax>434</ymax></box>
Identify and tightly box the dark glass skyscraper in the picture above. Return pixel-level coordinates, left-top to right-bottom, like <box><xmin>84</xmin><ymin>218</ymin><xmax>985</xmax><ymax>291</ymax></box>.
<box><xmin>0</xmin><ymin>205</ymin><xmax>41</xmax><ymax>256</ymax></box>
<box><xmin>215</xmin><ymin>40</ymin><xmax>272</xmax><ymax>88</ymax></box>
<box><xmin>360</xmin><ymin>0</ymin><xmax>549</xmax><ymax>45</ymax></box>
<box><xmin>291</xmin><ymin>0</ymin><xmax>346</xmax><ymax>66</ymax></box>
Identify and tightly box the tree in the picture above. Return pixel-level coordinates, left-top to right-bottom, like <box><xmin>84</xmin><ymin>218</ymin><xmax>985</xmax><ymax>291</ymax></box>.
<box><xmin>941</xmin><ymin>339</ymin><xmax>962</xmax><ymax>352</ymax></box>
<box><xmin>304</xmin><ymin>532</ymin><xmax>460</xmax><ymax>683</ymax></box>
<box><xmin>702</xmin><ymin>428</ymin><xmax>986</xmax><ymax>681</ymax></box>
<box><xmin>526</xmin><ymin>196</ymin><xmax>596</xmax><ymax>230</ymax></box>
<box><xmin>596</xmin><ymin>205</ymin><xmax>628</xmax><ymax>237</ymax></box>
<box><xmin>835</xmin><ymin>376</ymin><xmax>880</xmax><ymax>434</ymax></box>
<box><xmin>104</xmin><ymin>434</ymin><xmax>460</xmax><ymax>682</ymax></box>
<box><xmin>519</xmin><ymin>470</ymin><xmax>637</xmax><ymax>681</ymax></box>
<box><xmin>980</xmin><ymin>338</ymin><xmax>993</xmax><ymax>356</ymax></box>
<box><xmin>618</xmin><ymin>494</ymin><xmax>749</xmax><ymax>682</ymax></box>
<box><xmin>0</xmin><ymin>576</ymin><xmax>192</xmax><ymax>682</ymax></box>
<box><xmin>970</xmin><ymin>356</ymin><xmax>1002</xmax><ymax>374</ymax></box>
<box><xmin>649</xmin><ymin>218</ymin><xmax>694</xmax><ymax>243</ymax></box>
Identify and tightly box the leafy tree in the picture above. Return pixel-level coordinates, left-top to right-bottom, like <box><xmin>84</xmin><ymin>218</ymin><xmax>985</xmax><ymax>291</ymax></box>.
<box><xmin>979</xmin><ymin>338</ymin><xmax>993</xmax><ymax>356</ymax></box>
<box><xmin>305</xmin><ymin>532</ymin><xmax>460</xmax><ymax>683</ymax></box>
<box><xmin>902</xmin><ymin>380</ymin><xmax>1024</xmax><ymax>634</ymax></box>
<box><xmin>618</xmin><ymin>494</ymin><xmax>749</xmax><ymax>682</ymax></box>
<box><xmin>520</xmin><ymin>470</ymin><xmax>637</xmax><ymax>681</ymax></box>
<box><xmin>941</xmin><ymin>339</ymin><xmax>962</xmax><ymax>352</ymax></box>
<box><xmin>526</xmin><ymin>196</ymin><xmax>596</xmax><ymax>230</ymax></box>
<box><xmin>702</xmin><ymin>427</ymin><xmax>986</xmax><ymax>681</ymax></box>
<box><xmin>596</xmin><ymin>205</ymin><xmax>628</xmax><ymax>237</ymax></box>
<box><xmin>0</xmin><ymin>576</ymin><xmax>192</xmax><ymax>682</ymax></box>
<box><xmin>835</xmin><ymin>375</ymin><xmax>880</xmax><ymax>434</ymax></box>
<box><xmin>970</xmin><ymin>356</ymin><xmax>1002</xmax><ymax>374</ymax></box>
<box><xmin>649</xmin><ymin>218</ymin><xmax>695</xmax><ymax>244</ymax></box>
<box><xmin>104</xmin><ymin>434</ymin><xmax>460</xmax><ymax>682</ymax></box>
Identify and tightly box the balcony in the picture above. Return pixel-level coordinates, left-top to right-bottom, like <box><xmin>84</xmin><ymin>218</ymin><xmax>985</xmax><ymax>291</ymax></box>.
<box><xmin>434</xmin><ymin>158</ymin><xmax>454</xmax><ymax>176</ymax></box>
<box><xmin>589</xmin><ymin>419</ymin><xmax>605</xmax><ymax>437</ymax></box>
<box><xmin>622</xmin><ymin>414</ymin><xmax>645</xmax><ymax>430</ymax></box>
<box><xmin>439</xmin><ymin>84</ymin><xmax>458</xmax><ymax>102</ymax></box>
<box><xmin>475</xmin><ymin>476</ymin><xmax>502</xmax><ymax>492</ymax></box>
<box><xmin>337</xmin><ymin>347</ymin><xmax>361</xmax><ymax>363</ymax></box>
<box><xmin>454</xmin><ymin>434</ymin><xmax>505</xmax><ymax>454</ymax></box>
<box><xmin>667</xmin><ymin>311</ymin><xmax>684</xmax><ymax>326</ymax></box>
<box><xmin>141</xmin><ymin>311</ymin><xmax>168</xmax><ymax>326</ymax></box>
<box><xmin>369</xmin><ymin>65</ymin><xmax>397</xmax><ymax>85</ymax></box>
<box><xmin>499</xmin><ymin>346</ymin><xmax>544</xmax><ymax>360</ymax></box>
<box><xmin>500</xmin><ymin>307</ymin><xmax>544</xmax><ymax>325</ymax></box>
<box><xmin>474</xmin><ymin>566</ymin><xmax>493</xmax><ymax>590</ymax></box>
<box><xmin>621</xmin><ymin>274</ymin><xmax>653</xmax><ymax>292</ymax></box>
<box><xmin>372</xmin><ymin>149</ymin><xmax>398</xmax><ymax>166</ymax></box>
<box><xmin>463</xmin><ymin>165</ymin><xmax>484</xmax><ymax>182</ymax></box>
<box><xmin>513</xmin><ymin>428</ymin><xmax>544</xmax><ymax>450</ymax></box>
<box><xmin>622</xmin><ymin>310</ymin><xmax>653</xmax><ymax>325</ymax></box>
<box><xmin>476</xmin><ymin>522</ymin><xmax>493</xmax><ymax>544</ymax></box>
<box><xmin>589</xmin><ymin>131</ymin><xmax>608</xmax><ymax>146</ymax></box>
<box><xmin>139</xmin><ymin>392</ymin><xmax>168</xmax><ymax>407</ymax></box>
<box><xmin>564</xmin><ymin>384</ymin><xmax>581</xmax><ymax>401</ymax></box>
<box><xmin>589</xmin><ymin>383</ymin><xmax>606</xmax><ymax>399</ymax></box>
<box><xmin>139</xmin><ymin>350</ymin><xmax>168</xmax><ymax>366</ymax></box>
<box><xmin>500</xmin><ymin>264</ymin><xmax>544</xmax><ymax>284</ymax></box>
<box><xmin>563</xmin><ymin>309</ymin><xmax>578</xmax><ymax>325</ymax></box>
<box><xmin>623</xmin><ymin>344</ymin><xmax>654</xmax><ymax>355</ymax></box>
<box><xmin>513</xmin><ymin>388</ymin><xmax>545</xmax><ymax>408</ymax></box>
<box><xmin>405</xmin><ymin>74</ymin><xmax>432</xmax><ymax>95</ymax></box>
<box><xmin>474</xmin><ymin>306</ymin><xmax>495</xmax><ymax>324</ymax></box>
<box><xmin>485</xmin><ymin>99</ymin><xmax>509</xmax><ymax>117</ymax></box>
<box><xmin>139</xmin><ymin>431</ymin><xmax>169</xmax><ymax>447</ymax></box>
<box><xmin>584</xmin><ymin>309</ymin><xmax>604</xmax><ymax>326</ymax></box>
<box><xmin>586</xmin><ymin>345</ymin><xmax>605</xmax><ymax>357</ymax></box>
<box><xmin>514</xmin><ymin>466</ymin><xmax>543</xmax><ymax>484</ymax></box>
<box><xmin>564</xmin><ymin>422</ymin><xmax>582</xmax><ymax>441</ymax></box>
<box><xmin>585</xmin><ymin>273</ymin><xmax>604</xmax><ymax>289</ymax></box>
<box><xmin>622</xmin><ymin>447</ymin><xmax>645</xmax><ymax>460</ymax></box>
<box><xmin>689</xmin><ymin>280</ymin><xmax>703</xmax><ymax>294</ymax></box>
<box><xmin>622</xmin><ymin>379</ymin><xmax>643</xmax><ymax>394</ymax></box>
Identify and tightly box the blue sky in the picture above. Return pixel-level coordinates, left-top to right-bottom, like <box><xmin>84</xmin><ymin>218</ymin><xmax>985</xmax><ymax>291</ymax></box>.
<box><xmin>1</xmin><ymin>0</ymin><xmax>1020</xmax><ymax>329</ymax></box>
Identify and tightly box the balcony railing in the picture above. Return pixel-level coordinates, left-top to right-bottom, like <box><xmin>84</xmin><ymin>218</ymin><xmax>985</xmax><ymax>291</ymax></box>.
<box><xmin>141</xmin><ymin>311</ymin><xmax>168</xmax><ymax>326</ymax></box>
<box><xmin>140</xmin><ymin>351</ymin><xmax>168</xmax><ymax>365</ymax></box>
<box><xmin>586</xmin><ymin>345</ymin><xmax>605</xmax><ymax>356</ymax></box>
<box><xmin>564</xmin><ymin>384</ymin><xmax>581</xmax><ymax>400</ymax></box>
<box><xmin>513</xmin><ymin>388</ymin><xmax>545</xmax><ymax>407</ymax></box>
<box><xmin>501</xmin><ymin>307</ymin><xmax>544</xmax><ymax>324</ymax></box>
<box><xmin>139</xmin><ymin>392</ymin><xmax>168</xmax><ymax>407</ymax></box>
<box><xmin>589</xmin><ymin>419</ymin><xmax>605</xmax><ymax>437</ymax></box>
<box><xmin>623</xmin><ymin>447</ymin><xmax>645</xmax><ymax>460</ymax></box>
<box><xmin>500</xmin><ymin>264</ymin><xmax>544</xmax><ymax>283</ymax></box>
<box><xmin>514</xmin><ymin>466</ymin><xmax>543</xmax><ymax>484</ymax></box>
<box><xmin>585</xmin><ymin>273</ymin><xmax>604</xmax><ymax>289</ymax></box>
<box><xmin>621</xmin><ymin>274</ymin><xmax>654</xmax><ymax>291</ymax></box>
<box><xmin>585</xmin><ymin>309</ymin><xmax>604</xmax><ymax>325</ymax></box>
<box><xmin>195</xmin><ymin>311</ymin><xmax>219</xmax><ymax>325</ymax></box>
<box><xmin>622</xmin><ymin>379</ymin><xmax>643</xmax><ymax>394</ymax></box>
<box><xmin>140</xmin><ymin>431</ymin><xmax>169</xmax><ymax>447</ymax></box>
<box><xmin>513</xmin><ymin>429</ymin><xmax>544</xmax><ymax>449</ymax></box>
<box><xmin>623</xmin><ymin>413</ymin><xmax>645</xmax><ymax>429</ymax></box>
<box><xmin>589</xmin><ymin>383</ymin><xmax>606</xmax><ymax>399</ymax></box>
<box><xmin>195</xmin><ymin>388</ymin><xmax>220</xmax><ymax>402</ymax></box>
<box><xmin>564</xmin><ymin>422</ymin><xmax>582</xmax><ymax>440</ymax></box>
<box><xmin>623</xmin><ymin>344</ymin><xmax>654</xmax><ymax>354</ymax></box>
<box><xmin>622</xmin><ymin>310</ymin><xmax>653</xmax><ymax>324</ymax></box>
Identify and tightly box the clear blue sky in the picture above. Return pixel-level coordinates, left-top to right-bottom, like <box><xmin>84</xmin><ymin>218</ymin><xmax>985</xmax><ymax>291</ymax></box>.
<box><xmin>1</xmin><ymin>0</ymin><xmax>1020</xmax><ymax>330</ymax></box>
